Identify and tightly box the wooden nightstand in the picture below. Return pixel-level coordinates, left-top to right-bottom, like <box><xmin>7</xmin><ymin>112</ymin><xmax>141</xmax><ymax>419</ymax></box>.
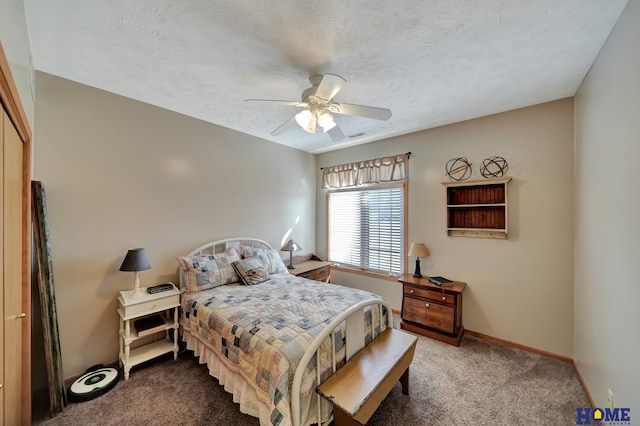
<box><xmin>117</xmin><ymin>283</ymin><xmax>180</xmax><ymax>380</ymax></box>
<box><xmin>398</xmin><ymin>274</ymin><xmax>466</xmax><ymax>346</ymax></box>
<box><xmin>290</xmin><ymin>255</ymin><xmax>331</xmax><ymax>282</ymax></box>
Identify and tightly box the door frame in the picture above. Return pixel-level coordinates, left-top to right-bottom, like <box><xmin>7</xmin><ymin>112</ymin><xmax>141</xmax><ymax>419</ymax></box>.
<box><xmin>0</xmin><ymin>41</ymin><xmax>33</xmax><ymax>424</ymax></box>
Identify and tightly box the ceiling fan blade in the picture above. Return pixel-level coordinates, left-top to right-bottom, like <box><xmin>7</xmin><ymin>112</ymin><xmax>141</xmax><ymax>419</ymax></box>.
<box><xmin>327</xmin><ymin>124</ymin><xmax>345</xmax><ymax>142</ymax></box>
<box><xmin>315</xmin><ymin>74</ymin><xmax>346</xmax><ymax>101</ymax></box>
<box><xmin>271</xmin><ymin>116</ymin><xmax>297</xmax><ymax>136</ymax></box>
<box><xmin>245</xmin><ymin>99</ymin><xmax>308</xmax><ymax>108</ymax></box>
<box><xmin>331</xmin><ymin>102</ymin><xmax>392</xmax><ymax>121</ymax></box>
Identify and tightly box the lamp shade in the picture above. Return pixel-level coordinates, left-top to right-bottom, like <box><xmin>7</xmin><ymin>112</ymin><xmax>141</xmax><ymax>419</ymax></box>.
<box><xmin>317</xmin><ymin>110</ymin><xmax>336</xmax><ymax>132</ymax></box>
<box><xmin>295</xmin><ymin>110</ymin><xmax>317</xmax><ymax>133</ymax></box>
<box><xmin>408</xmin><ymin>243</ymin><xmax>429</xmax><ymax>258</ymax></box>
<box><xmin>119</xmin><ymin>248</ymin><xmax>151</xmax><ymax>272</ymax></box>
<box><xmin>280</xmin><ymin>239</ymin><xmax>302</xmax><ymax>252</ymax></box>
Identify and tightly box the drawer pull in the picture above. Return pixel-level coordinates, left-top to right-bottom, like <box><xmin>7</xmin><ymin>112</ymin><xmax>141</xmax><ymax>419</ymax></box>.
<box><xmin>442</xmin><ymin>296</ymin><xmax>446</xmax><ymax>301</ymax></box>
<box><xmin>410</xmin><ymin>289</ymin><xmax>414</xmax><ymax>294</ymax></box>
<box><xmin>425</xmin><ymin>303</ymin><xmax>430</xmax><ymax>308</ymax></box>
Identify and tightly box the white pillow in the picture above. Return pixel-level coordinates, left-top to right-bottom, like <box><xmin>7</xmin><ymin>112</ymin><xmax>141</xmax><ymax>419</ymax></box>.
<box><xmin>242</xmin><ymin>246</ymin><xmax>288</xmax><ymax>275</ymax></box>
<box><xmin>266</xmin><ymin>248</ymin><xmax>288</xmax><ymax>274</ymax></box>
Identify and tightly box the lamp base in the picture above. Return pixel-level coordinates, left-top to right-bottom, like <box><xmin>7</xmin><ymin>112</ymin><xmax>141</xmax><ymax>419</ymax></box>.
<box><xmin>412</xmin><ymin>258</ymin><xmax>422</xmax><ymax>278</ymax></box>
<box><xmin>130</xmin><ymin>272</ymin><xmax>145</xmax><ymax>298</ymax></box>
<box><xmin>287</xmin><ymin>252</ymin><xmax>295</xmax><ymax>269</ymax></box>
<box><xmin>130</xmin><ymin>287</ymin><xmax>146</xmax><ymax>298</ymax></box>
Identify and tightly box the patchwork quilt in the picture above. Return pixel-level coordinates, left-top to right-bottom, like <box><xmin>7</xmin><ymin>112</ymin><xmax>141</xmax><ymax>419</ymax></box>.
<box><xmin>180</xmin><ymin>273</ymin><xmax>385</xmax><ymax>426</ymax></box>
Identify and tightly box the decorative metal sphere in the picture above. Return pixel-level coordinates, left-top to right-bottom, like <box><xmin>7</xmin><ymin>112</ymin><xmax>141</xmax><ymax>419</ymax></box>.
<box><xmin>480</xmin><ymin>156</ymin><xmax>508</xmax><ymax>178</ymax></box>
<box><xmin>445</xmin><ymin>157</ymin><xmax>472</xmax><ymax>181</ymax></box>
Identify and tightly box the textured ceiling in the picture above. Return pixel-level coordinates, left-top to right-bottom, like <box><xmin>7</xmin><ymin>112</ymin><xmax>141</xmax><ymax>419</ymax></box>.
<box><xmin>25</xmin><ymin>0</ymin><xmax>627</xmax><ymax>153</ymax></box>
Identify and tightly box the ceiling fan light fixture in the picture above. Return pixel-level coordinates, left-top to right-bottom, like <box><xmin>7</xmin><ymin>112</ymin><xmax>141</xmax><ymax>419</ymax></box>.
<box><xmin>295</xmin><ymin>109</ymin><xmax>316</xmax><ymax>133</ymax></box>
<box><xmin>317</xmin><ymin>110</ymin><xmax>336</xmax><ymax>132</ymax></box>
<box><xmin>248</xmin><ymin>73</ymin><xmax>391</xmax><ymax>140</ymax></box>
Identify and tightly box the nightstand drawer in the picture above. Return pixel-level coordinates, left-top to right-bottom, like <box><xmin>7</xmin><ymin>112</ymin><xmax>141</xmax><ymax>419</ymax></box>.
<box><xmin>293</xmin><ymin>260</ymin><xmax>331</xmax><ymax>282</ymax></box>
<box><xmin>404</xmin><ymin>286</ymin><xmax>455</xmax><ymax>305</ymax></box>
<box><xmin>402</xmin><ymin>297</ymin><xmax>454</xmax><ymax>334</ymax></box>
<box><xmin>301</xmin><ymin>266</ymin><xmax>329</xmax><ymax>281</ymax></box>
<box><xmin>120</xmin><ymin>293</ymin><xmax>180</xmax><ymax>319</ymax></box>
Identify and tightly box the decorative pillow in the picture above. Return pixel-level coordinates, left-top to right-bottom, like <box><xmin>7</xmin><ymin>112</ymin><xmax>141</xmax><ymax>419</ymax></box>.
<box><xmin>232</xmin><ymin>258</ymin><xmax>270</xmax><ymax>286</ymax></box>
<box><xmin>177</xmin><ymin>255</ymin><xmax>221</xmax><ymax>294</ymax></box>
<box><xmin>214</xmin><ymin>247</ymin><xmax>241</xmax><ymax>285</ymax></box>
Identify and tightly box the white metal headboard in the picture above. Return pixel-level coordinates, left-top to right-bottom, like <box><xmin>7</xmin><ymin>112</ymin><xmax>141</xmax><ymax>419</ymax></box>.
<box><xmin>179</xmin><ymin>237</ymin><xmax>273</xmax><ymax>289</ymax></box>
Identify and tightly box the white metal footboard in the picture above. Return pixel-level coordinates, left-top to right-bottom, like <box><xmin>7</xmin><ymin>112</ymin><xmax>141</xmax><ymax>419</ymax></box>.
<box><xmin>291</xmin><ymin>297</ymin><xmax>394</xmax><ymax>426</ymax></box>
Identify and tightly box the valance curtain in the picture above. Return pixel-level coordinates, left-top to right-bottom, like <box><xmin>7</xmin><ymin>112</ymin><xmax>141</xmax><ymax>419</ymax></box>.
<box><xmin>322</xmin><ymin>153</ymin><xmax>409</xmax><ymax>189</ymax></box>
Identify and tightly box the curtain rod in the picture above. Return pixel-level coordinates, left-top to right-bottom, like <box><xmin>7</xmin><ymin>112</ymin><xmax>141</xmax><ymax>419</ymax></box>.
<box><xmin>320</xmin><ymin>152</ymin><xmax>411</xmax><ymax>170</ymax></box>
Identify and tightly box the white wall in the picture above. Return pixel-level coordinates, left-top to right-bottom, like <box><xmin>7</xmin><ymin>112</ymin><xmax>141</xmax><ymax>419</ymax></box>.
<box><xmin>0</xmin><ymin>0</ymin><xmax>34</xmax><ymax>127</ymax></box>
<box><xmin>33</xmin><ymin>72</ymin><xmax>317</xmax><ymax>377</ymax></box>
<box><xmin>318</xmin><ymin>99</ymin><xmax>575</xmax><ymax>357</ymax></box>
<box><xmin>574</xmin><ymin>0</ymin><xmax>640</xmax><ymax>413</ymax></box>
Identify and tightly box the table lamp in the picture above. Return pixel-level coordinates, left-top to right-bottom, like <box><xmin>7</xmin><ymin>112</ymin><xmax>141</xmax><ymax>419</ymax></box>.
<box><xmin>119</xmin><ymin>248</ymin><xmax>151</xmax><ymax>297</ymax></box>
<box><xmin>408</xmin><ymin>243</ymin><xmax>429</xmax><ymax>278</ymax></box>
<box><xmin>280</xmin><ymin>239</ymin><xmax>302</xmax><ymax>269</ymax></box>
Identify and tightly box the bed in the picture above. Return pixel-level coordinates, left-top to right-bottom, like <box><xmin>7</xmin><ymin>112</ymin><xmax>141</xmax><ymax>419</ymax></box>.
<box><xmin>177</xmin><ymin>238</ymin><xmax>393</xmax><ymax>426</ymax></box>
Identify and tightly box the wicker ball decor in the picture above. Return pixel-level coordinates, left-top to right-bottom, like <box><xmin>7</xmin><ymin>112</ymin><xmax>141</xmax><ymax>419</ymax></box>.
<box><xmin>480</xmin><ymin>156</ymin><xmax>508</xmax><ymax>178</ymax></box>
<box><xmin>445</xmin><ymin>157</ymin><xmax>472</xmax><ymax>181</ymax></box>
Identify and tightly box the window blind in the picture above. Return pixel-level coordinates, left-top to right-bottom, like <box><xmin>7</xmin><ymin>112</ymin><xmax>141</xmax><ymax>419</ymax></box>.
<box><xmin>328</xmin><ymin>185</ymin><xmax>404</xmax><ymax>275</ymax></box>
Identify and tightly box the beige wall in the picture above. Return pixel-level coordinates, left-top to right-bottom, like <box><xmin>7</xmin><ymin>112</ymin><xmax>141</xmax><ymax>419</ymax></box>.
<box><xmin>0</xmin><ymin>0</ymin><xmax>34</xmax><ymax>127</ymax></box>
<box><xmin>574</xmin><ymin>0</ymin><xmax>639</xmax><ymax>412</ymax></box>
<box><xmin>317</xmin><ymin>99</ymin><xmax>575</xmax><ymax>357</ymax></box>
<box><xmin>33</xmin><ymin>72</ymin><xmax>317</xmax><ymax>377</ymax></box>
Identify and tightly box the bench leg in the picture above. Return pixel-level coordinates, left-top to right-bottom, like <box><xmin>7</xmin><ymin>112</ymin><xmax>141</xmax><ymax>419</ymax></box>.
<box><xmin>400</xmin><ymin>367</ymin><xmax>410</xmax><ymax>395</ymax></box>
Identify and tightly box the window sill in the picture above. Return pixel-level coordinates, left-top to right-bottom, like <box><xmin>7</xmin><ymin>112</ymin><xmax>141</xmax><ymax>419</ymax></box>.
<box><xmin>330</xmin><ymin>265</ymin><xmax>401</xmax><ymax>283</ymax></box>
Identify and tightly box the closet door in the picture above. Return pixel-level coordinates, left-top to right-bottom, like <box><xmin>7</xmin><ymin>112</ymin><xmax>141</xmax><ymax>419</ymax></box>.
<box><xmin>3</xmin><ymin>107</ymin><xmax>23</xmax><ymax>424</ymax></box>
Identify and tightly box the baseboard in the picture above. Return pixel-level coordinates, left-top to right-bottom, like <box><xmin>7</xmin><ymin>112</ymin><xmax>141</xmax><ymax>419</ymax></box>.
<box><xmin>573</xmin><ymin>360</ymin><xmax>596</xmax><ymax>409</ymax></box>
<box><xmin>464</xmin><ymin>329</ymin><xmax>573</xmax><ymax>363</ymax></box>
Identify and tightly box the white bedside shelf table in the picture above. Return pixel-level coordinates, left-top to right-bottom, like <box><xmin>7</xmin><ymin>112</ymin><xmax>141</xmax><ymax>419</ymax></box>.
<box><xmin>117</xmin><ymin>284</ymin><xmax>180</xmax><ymax>380</ymax></box>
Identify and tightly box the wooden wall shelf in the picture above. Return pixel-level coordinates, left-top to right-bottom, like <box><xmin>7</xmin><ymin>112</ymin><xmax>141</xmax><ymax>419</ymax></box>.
<box><xmin>442</xmin><ymin>177</ymin><xmax>512</xmax><ymax>239</ymax></box>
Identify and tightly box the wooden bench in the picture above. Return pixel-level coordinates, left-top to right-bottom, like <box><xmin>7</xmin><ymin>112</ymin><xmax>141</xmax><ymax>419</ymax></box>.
<box><xmin>316</xmin><ymin>328</ymin><xmax>418</xmax><ymax>425</ymax></box>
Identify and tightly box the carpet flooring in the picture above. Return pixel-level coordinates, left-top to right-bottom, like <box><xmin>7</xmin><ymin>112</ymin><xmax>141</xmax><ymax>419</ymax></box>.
<box><xmin>34</xmin><ymin>333</ymin><xmax>588</xmax><ymax>425</ymax></box>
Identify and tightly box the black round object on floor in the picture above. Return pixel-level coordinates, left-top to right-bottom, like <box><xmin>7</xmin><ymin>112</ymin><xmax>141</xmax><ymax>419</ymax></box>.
<box><xmin>68</xmin><ymin>365</ymin><xmax>120</xmax><ymax>402</ymax></box>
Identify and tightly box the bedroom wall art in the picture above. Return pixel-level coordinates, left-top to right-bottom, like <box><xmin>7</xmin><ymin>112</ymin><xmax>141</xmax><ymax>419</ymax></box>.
<box><xmin>445</xmin><ymin>157</ymin><xmax>473</xmax><ymax>181</ymax></box>
<box><xmin>480</xmin><ymin>156</ymin><xmax>509</xmax><ymax>178</ymax></box>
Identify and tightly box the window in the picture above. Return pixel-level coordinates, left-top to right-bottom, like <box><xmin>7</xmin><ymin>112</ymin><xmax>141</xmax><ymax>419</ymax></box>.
<box><xmin>328</xmin><ymin>184</ymin><xmax>405</xmax><ymax>276</ymax></box>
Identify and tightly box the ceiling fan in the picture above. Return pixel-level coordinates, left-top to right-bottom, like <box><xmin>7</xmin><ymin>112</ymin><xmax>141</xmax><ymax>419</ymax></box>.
<box><xmin>245</xmin><ymin>74</ymin><xmax>392</xmax><ymax>142</ymax></box>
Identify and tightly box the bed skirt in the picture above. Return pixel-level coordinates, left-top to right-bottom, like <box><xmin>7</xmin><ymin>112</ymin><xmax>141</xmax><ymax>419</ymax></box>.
<box><xmin>182</xmin><ymin>325</ymin><xmax>329</xmax><ymax>426</ymax></box>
